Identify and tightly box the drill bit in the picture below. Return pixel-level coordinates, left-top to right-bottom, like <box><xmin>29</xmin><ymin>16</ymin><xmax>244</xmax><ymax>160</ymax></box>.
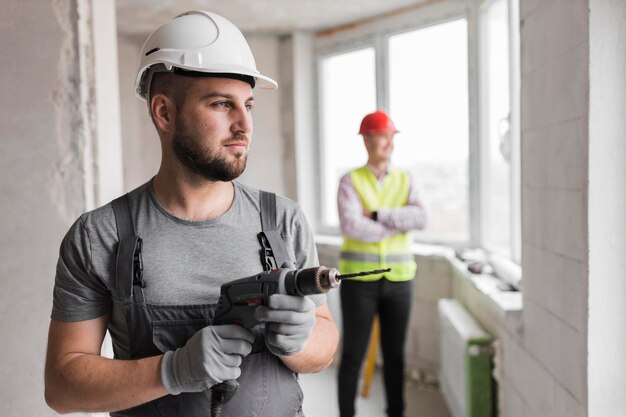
<box><xmin>338</xmin><ymin>268</ymin><xmax>391</xmax><ymax>279</ymax></box>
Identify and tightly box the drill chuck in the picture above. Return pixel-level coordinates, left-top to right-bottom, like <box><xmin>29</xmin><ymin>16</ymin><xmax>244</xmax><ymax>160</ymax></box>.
<box><xmin>283</xmin><ymin>266</ymin><xmax>390</xmax><ymax>296</ymax></box>
<box><xmin>283</xmin><ymin>266</ymin><xmax>340</xmax><ymax>296</ymax></box>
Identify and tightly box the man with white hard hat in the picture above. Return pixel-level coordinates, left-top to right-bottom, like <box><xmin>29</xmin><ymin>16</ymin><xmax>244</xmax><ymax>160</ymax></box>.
<box><xmin>44</xmin><ymin>11</ymin><xmax>339</xmax><ymax>416</ymax></box>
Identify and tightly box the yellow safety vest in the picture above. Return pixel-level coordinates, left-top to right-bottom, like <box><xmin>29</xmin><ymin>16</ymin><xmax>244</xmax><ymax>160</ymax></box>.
<box><xmin>339</xmin><ymin>166</ymin><xmax>417</xmax><ymax>282</ymax></box>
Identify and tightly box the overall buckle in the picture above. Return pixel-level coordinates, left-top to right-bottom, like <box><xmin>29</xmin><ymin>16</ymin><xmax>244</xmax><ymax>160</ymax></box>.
<box><xmin>258</xmin><ymin>232</ymin><xmax>277</xmax><ymax>271</ymax></box>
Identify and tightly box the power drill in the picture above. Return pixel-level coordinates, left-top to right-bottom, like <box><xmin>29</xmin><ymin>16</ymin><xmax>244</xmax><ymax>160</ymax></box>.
<box><xmin>209</xmin><ymin>265</ymin><xmax>390</xmax><ymax>417</ymax></box>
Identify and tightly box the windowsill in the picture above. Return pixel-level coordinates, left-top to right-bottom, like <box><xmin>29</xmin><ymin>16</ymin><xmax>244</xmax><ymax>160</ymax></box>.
<box><xmin>315</xmin><ymin>234</ymin><xmax>455</xmax><ymax>258</ymax></box>
<box><xmin>315</xmin><ymin>234</ymin><xmax>522</xmax><ymax>323</ymax></box>
<box><xmin>448</xmin><ymin>256</ymin><xmax>522</xmax><ymax>315</ymax></box>
<box><xmin>314</xmin><ymin>234</ymin><xmax>343</xmax><ymax>247</ymax></box>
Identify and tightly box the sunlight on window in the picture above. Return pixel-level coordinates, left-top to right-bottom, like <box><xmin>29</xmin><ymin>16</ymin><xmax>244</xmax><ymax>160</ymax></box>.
<box><xmin>320</xmin><ymin>48</ymin><xmax>377</xmax><ymax>227</ymax></box>
<box><xmin>480</xmin><ymin>0</ymin><xmax>513</xmax><ymax>257</ymax></box>
<box><xmin>389</xmin><ymin>19</ymin><xmax>470</xmax><ymax>243</ymax></box>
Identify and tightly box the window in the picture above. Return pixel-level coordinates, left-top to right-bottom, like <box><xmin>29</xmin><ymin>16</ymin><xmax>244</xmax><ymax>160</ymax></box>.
<box><xmin>479</xmin><ymin>0</ymin><xmax>521</xmax><ymax>262</ymax></box>
<box><xmin>315</xmin><ymin>3</ymin><xmax>521</xmax><ymax>263</ymax></box>
<box><xmin>389</xmin><ymin>20</ymin><xmax>469</xmax><ymax>243</ymax></box>
<box><xmin>318</xmin><ymin>19</ymin><xmax>469</xmax><ymax>245</ymax></box>
<box><xmin>319</xmin><ymin>47</ymin><xmax>376</xmax><ymax>228</ymax></box>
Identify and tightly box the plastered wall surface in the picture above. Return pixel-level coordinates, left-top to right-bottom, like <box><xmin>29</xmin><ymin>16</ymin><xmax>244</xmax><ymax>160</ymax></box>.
<box><xmin>1</xmin><ymin>1</ymin><xmax>99</xmax><ymax>415</ymax></box>
<box><xmin>117</xmin><ymin>35</ymin><xmax>161</xmax><ymax>192</ymax></box>
<box><xmin>1</xmin><ymin>1</ymin><xmax>79</xmax><ymax>415</ymax></box>
<box><xmin>0</xmin><ymin>1</ymin><xmax>122</xmax><ymax>415</ymax></box>
<box><xmin>588</xmin><ymin>0</ymin><xmax>626</xmax><ymax>415</ymax></box>
<box><xmin>495</xmin><ymin>0</ymin><xmax>590</xmax><ymax>415</ymax></box>
<box><xmin>238</xmin><ymin>35</ymin><xmax>286</xmax><ymax>196</ymax></box>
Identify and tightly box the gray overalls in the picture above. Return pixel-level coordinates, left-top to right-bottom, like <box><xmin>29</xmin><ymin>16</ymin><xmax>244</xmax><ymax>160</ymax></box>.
<box><xmin>109</xmin><ymin>192</ymin><xmax>305</xmax><ymax>417</ymax></box>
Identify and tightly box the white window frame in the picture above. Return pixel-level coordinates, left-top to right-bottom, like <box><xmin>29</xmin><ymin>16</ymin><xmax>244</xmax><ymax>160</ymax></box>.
<box><xmin>477</xmin><ymin>0</ymin><xmax>521</xmax><ymax>264</ymax></box>
<box><xmin>316</xmin><ymin>42</ymin><xmax>379</xmax><ymax>236</ymax></box>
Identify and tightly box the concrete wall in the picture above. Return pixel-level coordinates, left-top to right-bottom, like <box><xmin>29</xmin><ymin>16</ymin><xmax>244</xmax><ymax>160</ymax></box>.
<box><xmin>405</xmin><ymin>255</ymin><xmax>453</xmax><ymax>375</ymax></box>
<box><xmin>588</xmin><ymin>0</ymin><xmax>626</xmax><ymax>415</ymax></box>
<box><xmin>0</xmin><ymin>2</ymin><xmax>73</xmax><ymax>414</ymax></box>
<box><xmin>92</xmin><ymin>0</ymin><xmax>124</xmax><ymax>204</ymax></box>
<box><xmin>238</xmin><ymin>36</ymin><xmax>286</xmax><ymax>196</ymax></box>
<box><xmin>279</xmin><ymin>32</ymin><xmax>319</xmax><ymax>221</ymax></box>
<box><xmin>0</xmin><ymin>0</ymin><xmax>121</xmax><ymax>416</ymax></box>
<box><xmin>117</xmin><ymin>35</ymin><xmax>161</xmax><ymax>192</ymax></box>
<box><xmin>497</xmin><ymin>0</ymin><xmax>590</xmax><ymax>415</ymax></box>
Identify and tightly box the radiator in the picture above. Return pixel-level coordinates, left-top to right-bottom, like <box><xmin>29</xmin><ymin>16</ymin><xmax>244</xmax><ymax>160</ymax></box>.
<box><xmin>438</xmin><ymin>299</ymin><xmax>494</xmax><ymax>417</ymax></box>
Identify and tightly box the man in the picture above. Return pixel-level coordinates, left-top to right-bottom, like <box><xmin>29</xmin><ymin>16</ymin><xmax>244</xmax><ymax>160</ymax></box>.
<box><xmin>337</xmin><ymin>110</ymin><xmax>427</xmax><ymax>417</ymax></box>
<box><xmin>44</xmin><ymin>10</ymin><xmax>338</xmax><ymax>417</ymax></box>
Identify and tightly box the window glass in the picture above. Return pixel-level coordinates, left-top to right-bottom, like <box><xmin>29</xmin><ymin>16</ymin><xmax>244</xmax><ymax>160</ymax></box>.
<box><xmin>480</xmin><ymin>0</ymin><xmax>513</xmax><ymax>257</ymax></box>
<box><xmin>389</xmin><ymin>19</ymin><xmax>470</xmax><ymax>243</ymax></box>
<box><xmin>319</xmin><ymin>48</ymin><xmax>377</xmax><ymax>227</ymax></box>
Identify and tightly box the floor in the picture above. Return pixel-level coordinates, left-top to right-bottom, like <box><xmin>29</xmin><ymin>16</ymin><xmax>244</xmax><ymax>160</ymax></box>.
<box><xmin>300</xmin><ymin>366</ymin><xmax>452</xmax><ymax>417</ymax></box>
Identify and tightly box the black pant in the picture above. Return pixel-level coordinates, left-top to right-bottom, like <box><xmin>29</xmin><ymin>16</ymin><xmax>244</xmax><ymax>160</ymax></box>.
<box><xmin>337</xmin><ymin>278</ymin><xmax>413</xmax><ymax>417</ymax></box>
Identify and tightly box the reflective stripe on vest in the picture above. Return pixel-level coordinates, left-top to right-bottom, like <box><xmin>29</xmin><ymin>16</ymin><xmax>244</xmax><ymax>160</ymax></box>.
<box><xmin>339</xmin><ymin>166</ymin><xmax>417</xmax><ymax>282</ymax></box>
<box><xmin>339</xmin><ymin>252</ymin><xmax>414</xmax><ymax>263</ymax></box>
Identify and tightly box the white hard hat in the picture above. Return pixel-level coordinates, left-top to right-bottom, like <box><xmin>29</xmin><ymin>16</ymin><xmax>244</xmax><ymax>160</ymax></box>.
<box><xmin>135</xmin><ymin>10</ymin><xmax>278</xmax><ymax>100</ymax></box>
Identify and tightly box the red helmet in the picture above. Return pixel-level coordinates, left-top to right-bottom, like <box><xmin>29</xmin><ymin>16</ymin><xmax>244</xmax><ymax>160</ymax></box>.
<box><xmin>358</xmin><ymin>110</ymin><xmax>399</xmax><ymax>135</ymax></box>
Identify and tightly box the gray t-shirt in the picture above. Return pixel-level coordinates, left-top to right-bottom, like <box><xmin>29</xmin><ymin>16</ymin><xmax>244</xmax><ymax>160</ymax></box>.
<box><xmin>52</xmin><ymin>180</ymin><xmax>324</xmax><ymax>354</ymax></box>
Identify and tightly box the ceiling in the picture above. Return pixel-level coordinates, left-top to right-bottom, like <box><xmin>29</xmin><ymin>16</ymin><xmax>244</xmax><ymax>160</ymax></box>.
<box><xmin>116</xmin><ymin>0</ymin><xmax>428</xmax><ymax>39</ymax></box>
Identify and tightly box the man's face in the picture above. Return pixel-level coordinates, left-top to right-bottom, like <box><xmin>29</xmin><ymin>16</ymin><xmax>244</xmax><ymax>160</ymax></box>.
<box><xmin>171</xmin><ymin>77</ymin><xmax>254</xmax><ymax>182</ymax></box>
<box><xmin>363</xmin><ymin>130</ymin><xmax>395</xmax><ymax>163</ymax></box>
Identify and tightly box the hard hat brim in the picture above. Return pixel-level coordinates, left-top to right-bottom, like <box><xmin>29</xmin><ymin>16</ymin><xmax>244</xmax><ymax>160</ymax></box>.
<box><xmin>359</xmin><ymin>129</ymin><xmax>400</xmax><ymax>135</ymax></box>
<box><xmin>134</xmin><ymin>63</ymin><xmax>278</xmax><ymax>100</ymax></box>
<box><xmin>249</xmin><ymin>73</ymin><xmax>278</xmax><ymax>90</ymax></box>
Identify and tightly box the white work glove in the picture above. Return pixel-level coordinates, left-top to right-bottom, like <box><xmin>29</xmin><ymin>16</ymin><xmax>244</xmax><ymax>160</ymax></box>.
<box><xmin>160</xmin><ymin>325</ymin><xmax>255</xmax><ymax>395</ymax></box>
<box><xmin>255</xmin><ymin>294</ymin><xmax>316</xmax><ymax>356</ymax></box>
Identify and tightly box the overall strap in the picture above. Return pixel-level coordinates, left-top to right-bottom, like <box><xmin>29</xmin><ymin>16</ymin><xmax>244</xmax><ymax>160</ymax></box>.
<box><xmin>258</xmin><ymin>191</ymin><xmax>292</xmax><ymax>270</ymax></box>
<box><xmin>111</xmin><ymin>194</ymin><xmax>144</xmax><ymax>300</ymax></box>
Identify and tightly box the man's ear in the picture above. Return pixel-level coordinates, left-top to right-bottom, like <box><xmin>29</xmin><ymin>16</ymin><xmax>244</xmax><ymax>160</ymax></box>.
<box><xmin>150</xmin><ymin>93</ymin><xmax>174</xmax><ymax>134</ymax></box>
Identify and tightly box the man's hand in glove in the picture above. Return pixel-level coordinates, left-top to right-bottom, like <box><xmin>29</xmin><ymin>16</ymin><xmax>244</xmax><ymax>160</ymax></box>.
<box><xmin>160</xmin><ymin>324</ymin><xmax>255</xmax><ymax>395</ymax></box>
<box><xmin>255</xmin><ymin>294</ymin><xmax>316</xmax><ymax>356</ymax></box>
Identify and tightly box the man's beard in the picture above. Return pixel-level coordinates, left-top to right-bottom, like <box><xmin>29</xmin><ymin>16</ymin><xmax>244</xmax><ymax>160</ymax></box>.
<box><xmin>172</xmin><ymin>116</ymin><xmax>248</xmax><ymax>182</ymax></box>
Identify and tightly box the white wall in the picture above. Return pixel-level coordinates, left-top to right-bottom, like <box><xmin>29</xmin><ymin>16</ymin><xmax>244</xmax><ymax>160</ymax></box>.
<box><xmin>238</xmin><ymin>35</ymin><xmax>286</xmax><ymax>196</ymax></box>
<box><xmin>117</xmin><ymin>35</ymin><xmax>161</xmax><ymax>192</ymax></box>
<box><xmin>279</xmin><ymin>32</ymin><xmax>319</xmax><ymax>218</ymax></box>
<box><xmin>0</xmin><ymin>0</ymin><xmax>121</xmax><ymax>416</ymax></box>
<box><xmin>92</xmin><ymin>0</ymin><xmax>124</xmax><ymax>205</ymax></box>
<box><xmin>0</xmin><ymin>2</ymin><xmax>74</xmax><ymax>415</ymax></box>
<box><xmin>588</xmin><ymin>0</ymin><xmax>626</xmax><ymax>415</ymax></box>
<box><xmin>498</xmin><ymin>0</ymin><xmax>590</xmax><ymax>415</ymax></box>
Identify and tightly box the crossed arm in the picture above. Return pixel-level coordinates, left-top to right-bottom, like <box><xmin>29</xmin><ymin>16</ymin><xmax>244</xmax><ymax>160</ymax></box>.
<box><xmin>337</xmin><ymin>174</ymin><xmax>427</xmax><ymax>243</ymax></box>
<box><xmin>44</xmin><ymin>304</ymin><xmax>338</xmax><ymax>414</ymax></box>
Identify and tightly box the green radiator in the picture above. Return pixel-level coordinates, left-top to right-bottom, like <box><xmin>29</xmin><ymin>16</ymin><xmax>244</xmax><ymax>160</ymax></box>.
<box><xmin>438</xmin><ymin>299</ymin><xmax>495</xmax><ymax>417</ymax></box>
